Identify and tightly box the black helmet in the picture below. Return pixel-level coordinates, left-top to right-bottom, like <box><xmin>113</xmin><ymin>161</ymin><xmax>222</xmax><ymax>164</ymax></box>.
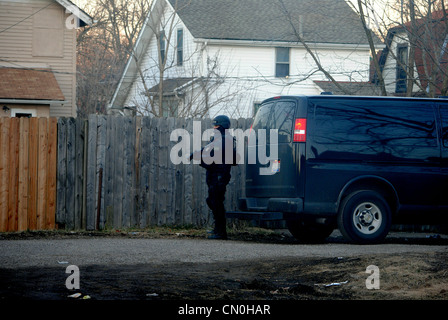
<box><xmin>212</xmin><ymin>115</ymin><xmax>231</xmax><ymax>129</ymax></box>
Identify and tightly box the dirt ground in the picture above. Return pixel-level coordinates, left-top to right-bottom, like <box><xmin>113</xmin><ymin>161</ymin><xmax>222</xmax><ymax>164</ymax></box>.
<box><xmin>1</xmin><ymin>227</ymin><xmax>448</xmax><ymax>301</ymax></box>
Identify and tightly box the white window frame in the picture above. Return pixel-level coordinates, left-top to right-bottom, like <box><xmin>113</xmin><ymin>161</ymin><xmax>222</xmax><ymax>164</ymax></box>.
<box><xmin>11</xmin><ymin>108</ymin><xmax>37</xmax><ymax>117</ymax></box>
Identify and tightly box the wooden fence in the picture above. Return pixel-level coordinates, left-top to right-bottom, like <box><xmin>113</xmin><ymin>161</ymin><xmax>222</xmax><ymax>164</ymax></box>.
<box><xmin>0</xmin><ymin>116</ymin><xmax>251</xmax><ymax>232</ymax></box>
<box><xmin>56</xmin><ymin>116</ymin><xmax>252</xmax><ymax>231</ymax></box>
<box><xmin>0</xmin><ymin>117</ymin><xmax>58</xmax><ymax>232</ymax></box>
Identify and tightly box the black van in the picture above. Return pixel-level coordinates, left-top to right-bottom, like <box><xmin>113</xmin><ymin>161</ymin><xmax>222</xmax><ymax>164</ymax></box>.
<box><xmin>234</xmin><ymin>95</ymin><xmax>448</xmax><ymax>244</ymax></box>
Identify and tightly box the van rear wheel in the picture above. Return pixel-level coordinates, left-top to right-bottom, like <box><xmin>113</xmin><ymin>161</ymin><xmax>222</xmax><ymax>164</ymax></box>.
<box><xmin>286</xmin><ymin>219</ymin><xmax>334</xmax><ymax>243</ymax></box>
<box><xmin>337</xmin><ymin>190</ymin><xmax>391</xmax><ymax>244</ymax></box>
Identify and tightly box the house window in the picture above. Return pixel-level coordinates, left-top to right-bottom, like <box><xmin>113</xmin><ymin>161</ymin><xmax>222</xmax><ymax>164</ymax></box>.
<box><xmin>160</xmin><ymin>30</ymin><xmax>166</xmax><ymax>64</ymax></box>
<box><xmin>11</xmin><ymin>108</ymin><xmax>37</xmax><ymax>118</ymax></box>
<box><xmin>177</xmin><ymin>29</ymin><xmax>183</xmax><ymax>66</ymax></box>
<box><xmin>276</xmin><ymin>47</ymin><xmax>290</xmax><ymax>78</ymax></box>
<box><xmin>162</xmin><ymin>97</ymin><xmax>179</xmax><ymax>117</ymax></box>
<box><xmin>396</xmin><ymin>44</ymin><xmax>408</xmax><ymax>93</ymax></box>
<box><xmin>15</xmin><ymin>113</ymin><xmax>33</xmax><ymax>118</ymax></box>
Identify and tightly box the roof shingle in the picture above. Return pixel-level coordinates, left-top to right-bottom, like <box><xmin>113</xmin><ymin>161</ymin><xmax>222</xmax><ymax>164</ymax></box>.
<box><xmin>314</xmin><ymin>80</ymin><xmax>381</xmax><ymax>96</ymax></box>
<box><xmin>0</xmin><ymin>67</ymin><xmax>65</xmax><ymax>101</ymax></box>
<box><xmin>168</xmin><ymin>0</ymin><xmax>380</xmax><ymax>45</ymax></box>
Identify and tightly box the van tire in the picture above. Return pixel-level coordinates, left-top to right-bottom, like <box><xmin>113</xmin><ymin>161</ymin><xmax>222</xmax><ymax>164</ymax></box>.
<box><xmin>286</xmin><ymin>220</ymin><xmax>334</xmax><ymax>243</ymax></box>
<box><xmin>337</xmin><ymin>190</ymin><xmax>391</xmax><ymax>244</ymax></box>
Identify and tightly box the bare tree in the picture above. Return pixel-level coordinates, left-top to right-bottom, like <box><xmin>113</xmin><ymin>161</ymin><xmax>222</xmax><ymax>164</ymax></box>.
<box><xmin>76</xmin><ymin>0</ymin><xmax>151</xmax><ymax>117</ymax></box>
<box><xmin>356</xmin><ymin>0</ymin><xmax>388</xmax><ymax>95</ymax></box>
<box><xmin>354</xmin><ymin>0</ymin><xmax>448</xmax><ymax>97</ymax></box>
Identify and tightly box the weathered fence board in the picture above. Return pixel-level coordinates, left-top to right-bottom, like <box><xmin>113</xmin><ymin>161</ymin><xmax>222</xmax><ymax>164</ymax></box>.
<box><xmin>56</xmin><ymin>117</ymin><xmax>86</xmax><ymax>231</ymax></box>
<box><xmin>65</xmin><ymin>117</ymin><xmax>76</xmax><ymax>230</ymax></box>
<box><xmin>104</xmin><ymin>115</ymin><xmax>114</xmax><ymax>229</ymax></box>
<box><xmin>56</xmin><ymin>118</ymin><xmax>67</xmax><ymax>226</ymax></box>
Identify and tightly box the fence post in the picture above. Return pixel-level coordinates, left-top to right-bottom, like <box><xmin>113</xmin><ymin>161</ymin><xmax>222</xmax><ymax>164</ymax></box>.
<box><xmin>85</xmin><ymin>115</ymin><xmax>97</xmax><ymax>230</ymax></box>
<box><xmin>96</xmin><ymin>115</ymin><xmax>107</xmax><ymax>230</ymax></box>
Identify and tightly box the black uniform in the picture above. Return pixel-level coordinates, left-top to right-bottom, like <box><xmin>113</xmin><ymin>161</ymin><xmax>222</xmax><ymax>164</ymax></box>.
<box><xmin>191</xmin><ymin>117</ymin><xmax>239</xmax><ymax>239</ymax></box>
<box><xmin>203</xmin><ymin>127</ymin><xmax>234</xmax><ymax>239</ymax></box>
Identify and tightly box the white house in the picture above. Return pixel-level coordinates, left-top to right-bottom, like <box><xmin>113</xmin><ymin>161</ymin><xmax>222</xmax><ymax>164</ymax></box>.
<box><xmin>109</xmin><ymin>0</ymin><xmax>382</xmax><ymax>118</ymax></box>
<box><xmin>377</xmin><ymin>10</ymin><xmax>448</xmax><ymax>97</ymax></box>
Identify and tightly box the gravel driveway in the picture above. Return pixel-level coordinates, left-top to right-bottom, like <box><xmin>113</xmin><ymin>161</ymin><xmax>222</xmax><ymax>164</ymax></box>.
<box><xmin>1</xmin><ymin>231</ymin><xmax>447</xmax><ymax>268</ymax></box>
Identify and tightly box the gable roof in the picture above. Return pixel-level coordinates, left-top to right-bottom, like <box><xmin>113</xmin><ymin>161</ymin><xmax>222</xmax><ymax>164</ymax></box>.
<box><xmin>168</xmin><ymin>0</ymin><xmax>380</xmax><ymax>45</ymax></box>
<box><xmin>314</xmin><ymin>80</ymin><xmax>381</xmax><ymax>96</ymax></box>
<box><xmin>147</xmin><ymin>77</ymin><xmax>196</xmax><ymax>96</ymax></box>
<box><xmin>54</xmin><ymin>0</ymin><xmax>93</xmax><ymax>26</ymax></box>
<box><xmin>0</xmin><ymin>67</ymin><xmax>65</xmax><ymax>101</ymax></box>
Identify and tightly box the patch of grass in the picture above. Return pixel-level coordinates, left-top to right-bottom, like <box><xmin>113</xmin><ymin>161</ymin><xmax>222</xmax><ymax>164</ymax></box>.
<box><xmin>0</xmin><ymin>222</ymin><xmax>290</xmax><ymax>241</ymax></box>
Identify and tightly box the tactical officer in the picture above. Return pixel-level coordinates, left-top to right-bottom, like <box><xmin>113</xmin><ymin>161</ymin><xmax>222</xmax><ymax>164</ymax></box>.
<box><xmin>190</xmin><ymin>115</ymin><xmax>239</xmax><ymax>239</ymax></box>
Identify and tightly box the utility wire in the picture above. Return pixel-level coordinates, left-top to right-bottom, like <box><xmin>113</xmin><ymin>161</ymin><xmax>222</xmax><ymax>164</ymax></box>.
<box><xmin>0</xmin><ymin>3</ymin><xmax>53</xmax><ymax>34</ymax></box>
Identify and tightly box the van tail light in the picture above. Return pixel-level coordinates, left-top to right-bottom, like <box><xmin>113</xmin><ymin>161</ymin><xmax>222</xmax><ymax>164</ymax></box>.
<box><xmin>293</xmin><ymin>118</ymin><xmax>307</xmax><ymax>142</ymax></box>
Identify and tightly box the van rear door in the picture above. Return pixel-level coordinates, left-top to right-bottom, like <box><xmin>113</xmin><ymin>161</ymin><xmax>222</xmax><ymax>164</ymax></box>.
<box><xmin>245</xmin><ymin>97</ymin><xmax>306</xmax><ymax>198</ymax></box>
<box><xmin>439</xmin><ymin>103</ymin><xmax>448</xmax><ymax>208</ymax></box>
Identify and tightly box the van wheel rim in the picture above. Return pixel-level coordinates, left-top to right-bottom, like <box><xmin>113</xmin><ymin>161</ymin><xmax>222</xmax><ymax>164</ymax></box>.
<box><xmin>352</xmin><ymin>202</ymin><xmax>382</xmax><ymax>235</ymax></box>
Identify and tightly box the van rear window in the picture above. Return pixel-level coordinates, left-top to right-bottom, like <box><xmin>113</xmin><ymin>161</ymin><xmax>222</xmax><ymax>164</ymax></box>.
<box><xmin>252</xmin><ymin>101</ymin><xmax>296</xmax><ymax>143</ymax></box>
<box><xmin>312</xmin><ymin>99</ymin><xmax>437</xmax><ymax>148</ymax></box>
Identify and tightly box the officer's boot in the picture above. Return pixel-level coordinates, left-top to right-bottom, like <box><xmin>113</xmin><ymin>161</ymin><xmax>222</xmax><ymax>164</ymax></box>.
<box><xmin>208</xmin><ymin>210</ymin><xmax>227</xmax><ymax>240</ymax></box>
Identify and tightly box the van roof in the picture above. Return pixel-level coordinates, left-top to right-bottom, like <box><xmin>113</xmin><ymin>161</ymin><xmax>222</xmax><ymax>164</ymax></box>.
<box><xmin>262</xmin><ymin>95</ymin><xmax>448</xmax><ymax>104</ymax></box>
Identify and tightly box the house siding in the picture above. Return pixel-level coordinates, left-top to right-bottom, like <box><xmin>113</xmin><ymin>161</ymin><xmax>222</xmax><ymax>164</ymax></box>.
<box><xmin>0</xmin><ymin>0</ymin><xmax>78</xmax><ymax>117</ymax></box>
<box><xmin>197</xmin><ymin>44</ymin><xmax>371</xmax><ymax>117</ymax></box>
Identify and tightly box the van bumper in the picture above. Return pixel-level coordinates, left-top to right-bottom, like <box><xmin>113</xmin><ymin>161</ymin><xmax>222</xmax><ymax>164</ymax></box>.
<box><xmin>225</xmin><ymin>197</ymin><xmax>304</xmax><ymax>221</ymax></box>
<box><xmin>238</xmin><ymin>197</ymin><xmax>304</xmax><ymax>213</ymax></box>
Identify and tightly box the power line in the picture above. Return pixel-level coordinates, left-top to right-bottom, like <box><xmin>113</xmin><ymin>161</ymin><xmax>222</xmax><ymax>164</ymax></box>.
<box><xmin>0</xmin><ymin>3</ymin><xmax>53</xmax><ymax>34</ymax></box>
<box><xmin>0</xmin><ymin>60</ymin><xmax>76</xmax><ymax>76</ymax></box>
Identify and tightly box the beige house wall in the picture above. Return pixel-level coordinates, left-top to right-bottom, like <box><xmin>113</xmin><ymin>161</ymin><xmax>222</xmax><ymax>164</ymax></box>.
<box><xmin>0</xmin><ymin>0</ymin><xmax>78</xmax><ymax>117</ymax></box>
<box><xmin>0</xmin><ymin>104</ymin><xmax>50</xmax><ymax>118</ymax></box>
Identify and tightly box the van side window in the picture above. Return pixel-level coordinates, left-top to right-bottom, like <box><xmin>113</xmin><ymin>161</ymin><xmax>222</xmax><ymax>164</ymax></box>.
<box><xmin>441</xmin><ymin>105</ymin><xmax>448</xmax><ymax>147</ymax></box>
<box><xmin>252</xmin><ymin>102</ymin><xmax>273</xmax><ymax>132</ymax></box>
<box><xmin>271</xmin><ymin>101</ymin><xmax>295</xmax><ymax>142</ymax></box>
<box><xmin>313</xmin><ymin>100</ymin><xmax>437</xmax><ymax>148</ymax></box>
<box><xmin>252</xmin><ymin>101</ymin><xmax>295</xmax><ymax>143</ymax></box>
